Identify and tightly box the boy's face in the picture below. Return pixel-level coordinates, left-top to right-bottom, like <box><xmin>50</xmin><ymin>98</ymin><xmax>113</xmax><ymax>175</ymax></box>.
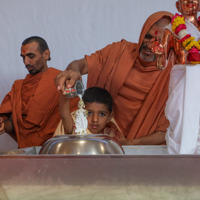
<box><xmin>85</xmin><ymin>102</ymin><xmax>112</xmax><ymax>134</ymax></box>
<box><xmin>176</xmin><ymin>0</ymin><xmax>200</xmax><ymax>15</ymax></box>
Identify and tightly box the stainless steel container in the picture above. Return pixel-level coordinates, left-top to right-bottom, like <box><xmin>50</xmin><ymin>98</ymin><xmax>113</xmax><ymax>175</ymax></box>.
<box><xmin>64</xmin><ymin>80</ymin><xmax>84</xmax><ymax>98</ymax></box>
<box><xmin>39</xmin><ymin>134</ymin><xmax>124</xmax><ymax>155</ymax></box>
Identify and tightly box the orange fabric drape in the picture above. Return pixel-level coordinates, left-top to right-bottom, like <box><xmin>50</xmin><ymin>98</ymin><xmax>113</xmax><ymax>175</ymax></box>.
<box><xmin>86</xmin><ymin>11</ymin><xmax>173</xmax><ymax>140</ymax></box>
<box><xmin>0</xmin><ymin>68</ymin><xmax>75</xmax><ymax>148</ymax></box>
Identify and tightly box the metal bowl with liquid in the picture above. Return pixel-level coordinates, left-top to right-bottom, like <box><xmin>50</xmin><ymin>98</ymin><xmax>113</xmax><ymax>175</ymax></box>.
<box><xmin>39</xmin><ymin>134</ymin><xmax>124</xmax><ymax>155</ymax></box>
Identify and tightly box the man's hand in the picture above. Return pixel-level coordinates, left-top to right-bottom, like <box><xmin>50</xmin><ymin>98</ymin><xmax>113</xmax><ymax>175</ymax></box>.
<box><xmin>0</xmin><ymin>117</ymin><xmax>5</xmax><ymax>135</ymax></box>
<box><xmin>55</xmin><ymin>58</ymin><xmax>88</xmax><ymax>93</ymax></box>
<box><xmin>54</xmin><ymin>69</ymin><xmax>82</xmax><ymax>94</ymax></box>
<box><xmin>148</xmin><ymin>38</ymin><xmax>164</xmax><ymax>55</ymax></box>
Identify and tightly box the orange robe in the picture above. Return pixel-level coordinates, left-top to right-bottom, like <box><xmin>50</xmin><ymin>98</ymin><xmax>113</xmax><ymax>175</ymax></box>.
<box><xmin>86</xmin><ymin>11</ymin><xmax>173</xmax><ymax>140</ymax></box>
<box><xmin>0</xmin><ymin>68</ymin><xmax>62</xmax><ymax>148</ymax></box>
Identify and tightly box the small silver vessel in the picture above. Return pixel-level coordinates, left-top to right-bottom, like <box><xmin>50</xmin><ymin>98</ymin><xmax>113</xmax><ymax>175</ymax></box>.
<box><xmin>39</xmin><ymin>134</ymin><xmax>124</xmax><ymax>155</ymax></box>
<box><xmin>64</xmin><ymin>80</ymin><xmax>84</xmax><ymax>98</ymax></box>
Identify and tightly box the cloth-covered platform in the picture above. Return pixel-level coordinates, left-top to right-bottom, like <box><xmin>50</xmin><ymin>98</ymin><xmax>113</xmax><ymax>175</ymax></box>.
<box><xmin>0</xmin><ymin>146</ymin><xmax>200</xmax><ymax>199</ymax></box>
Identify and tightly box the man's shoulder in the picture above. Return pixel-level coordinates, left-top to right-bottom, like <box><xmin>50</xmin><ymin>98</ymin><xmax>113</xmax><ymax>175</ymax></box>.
<box><xmin>103</xmin><ymin>39</ymin><xmax>137</xmax><ymax>54</ymax></box>
<box><xmin>48</xmin><ymin>67</ymin><xmax>62</xmax><ymax>73</ymax></box>
<box><xmin>13</xmin><ymin>79</ymin><xmax>23</xmax><ymax>86</ymax></box>
<box><xmin>110</xmin><ymin>39</ymin><xmax>135</xmax><ymax>46</ymax></box>
<box><xmin>6</xmin><ymin>79</ymin><xmax>24</xmax><ymax>93</ymax></box>
<box><xmin>121</xmin><ymin>39</ymin><xmax>137</xmax><ymax>47</ymax></box>
<box><xmin>45</xmin><ymin>67</ymin><xmax>62</xmax><ymax>77</ymax></box>
<box><xmin>109</xmin><ymin>39</ymin><xmax>137</xmax><ymax>52</ymax></box>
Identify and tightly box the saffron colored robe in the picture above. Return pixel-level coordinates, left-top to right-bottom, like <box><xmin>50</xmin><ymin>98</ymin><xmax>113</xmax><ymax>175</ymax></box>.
<box><xmin>86</xmin><ymin>11</ymin><xmax>173</xmax><ymax>141</ymax></box>
<box><xmin>0</xmin><ymin>68</ymin><xmax>62</xmax><ymax>148</ymax></box>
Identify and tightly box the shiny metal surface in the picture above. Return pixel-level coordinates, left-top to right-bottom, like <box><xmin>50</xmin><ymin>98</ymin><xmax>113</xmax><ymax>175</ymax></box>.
<box><xmin>64</xmin><ymin>80</ymin><xmax>85</xmax><ymax>98</ymax></box>
<box><xmin>39</xmin><ymin>134</ymin><xmax>124</xmax><ymax>155</ymax></box>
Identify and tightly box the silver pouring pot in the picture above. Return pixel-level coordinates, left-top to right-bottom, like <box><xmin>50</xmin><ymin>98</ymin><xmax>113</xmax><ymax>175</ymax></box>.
<box><xmin>64</xmin><ymin>80</ymin><xmax>84</xmax><ymax>98</ymax></box>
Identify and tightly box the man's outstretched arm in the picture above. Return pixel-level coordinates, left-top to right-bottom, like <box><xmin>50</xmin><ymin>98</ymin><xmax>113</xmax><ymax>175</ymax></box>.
<box><xmin>55</xmin><ymin>58</ymin><xmax>88</xmax><ymax>93</ymax></box>
<box><xmin>121</xmin><ymin>131</ymin><xmax>165</xmax><ymax>145</ymax></box>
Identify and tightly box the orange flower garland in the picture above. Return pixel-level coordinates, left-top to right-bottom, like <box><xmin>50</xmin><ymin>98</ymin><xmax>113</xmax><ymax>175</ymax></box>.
<box><xmin>172</xmin><ymin>13</ymin><xmax>200</xmax><ymax>63</ymax></box>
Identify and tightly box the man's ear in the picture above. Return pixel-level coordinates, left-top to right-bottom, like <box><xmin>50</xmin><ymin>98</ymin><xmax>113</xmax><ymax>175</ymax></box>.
<box><xmin>43</xmin><ymin>49</ymin><xmax>51</xmax><ymax>61</ymax></box>
<box><xmin>176</xmin><ymin>1</ymin><xmax>181</xmax><ymax>13</ymax></box>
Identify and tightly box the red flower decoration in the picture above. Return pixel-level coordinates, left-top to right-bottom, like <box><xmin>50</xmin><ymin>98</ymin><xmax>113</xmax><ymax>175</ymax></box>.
<box><xmin>198</xmin><ymin>16</ymin><xmax>200</xmax><ymax>24</ymax></box>
<box><xmin>187</xmin><ymin>47</ymin><xmax>200</xmax><ymax>61</ymax></box>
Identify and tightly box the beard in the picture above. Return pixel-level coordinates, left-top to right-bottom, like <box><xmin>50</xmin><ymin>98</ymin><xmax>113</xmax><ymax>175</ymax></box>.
<box><xmin>139</xmin><ymin>44</ymin><xmax>156</xmax><ymax>62</ymax></box>
<box><xmin>26</xmin><ymin>65</ymin><xmax>39</xmax><ymax>75</ymax></box>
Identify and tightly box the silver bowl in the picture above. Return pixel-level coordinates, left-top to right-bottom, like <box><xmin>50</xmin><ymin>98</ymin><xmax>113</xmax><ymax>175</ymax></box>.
<box><xmin>39</xmin><ymin>134</ymin><xmax>124</xmax><ymax>155</ymax></box>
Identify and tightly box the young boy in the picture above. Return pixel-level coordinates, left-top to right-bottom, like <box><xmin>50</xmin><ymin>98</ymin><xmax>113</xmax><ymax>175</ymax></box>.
<box><xmin>54</xmin><ymin>87</ymin><xmax>125</xmax><ymax>141</ymax></box>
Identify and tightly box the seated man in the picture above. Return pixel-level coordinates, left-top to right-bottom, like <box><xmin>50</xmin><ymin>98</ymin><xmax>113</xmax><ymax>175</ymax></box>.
<box><xmin>55</xmin><ymin>11</ymin><xmax>173</xmax><ymax>145</ymax></box>
<box><xmin>0</xmin><ymin>36</ymin><xmax>78</xmax><ymax>148</ymax></box>
<box><xmin>54</xmin><ymin>87</ymin><xmax>125</xmax><ymax>141</ymax></box>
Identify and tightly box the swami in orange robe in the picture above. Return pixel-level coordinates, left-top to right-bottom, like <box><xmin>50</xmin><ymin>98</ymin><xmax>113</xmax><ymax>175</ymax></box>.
<box><xmin>0</xmin><ymin>68</ymin><xmax>62</xmax><ymax>148</ymax></box>
<box><xmin>86</xmin><ymin>11</ymin><xmax>174</xmax><ymax>142</ymax></box>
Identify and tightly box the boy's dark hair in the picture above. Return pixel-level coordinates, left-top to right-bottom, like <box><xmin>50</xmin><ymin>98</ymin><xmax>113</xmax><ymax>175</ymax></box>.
<box><xmin>82</xmin><ymin>87</ymin><xmax>113</xmax><ymax>113</ymax></box>
<box><xmin>22</xmin><ymin>36</ymin><xmax>51</xmax><ymax>60</ymax></box>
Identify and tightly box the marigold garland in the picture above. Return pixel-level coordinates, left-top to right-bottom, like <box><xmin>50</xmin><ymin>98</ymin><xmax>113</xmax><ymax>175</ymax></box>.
<box><xmin>172</xmin><ymin>13</ymin><xmax>200</xmax><ymax>63</ymax></box>
<box><xmin>175</xmin><ymin>24</ymin><xmax>186</xmax><ymax>34</ymax></box>
<box><xmin>180</xmin><ymin>34</ymin><xmax>191</xmax><ymax>42</ymax></box>
<box><xmin>185</xmin><ymin>40</ymin><xmax>200</xmax><ymax>51</ymax></box>
<box><xmin>182</xmin><ymin>36</ymin><xmax>195</xmax><ymax>48</ymax></box>
<box><xmin>172</xmin><ymin>17</ymin><xmax>185</xmax><ymax>32</ymax></box>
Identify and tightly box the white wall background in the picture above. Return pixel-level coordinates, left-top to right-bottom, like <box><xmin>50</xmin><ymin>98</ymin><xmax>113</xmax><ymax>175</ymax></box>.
<box><xmin>0</xmin><ymin>0</ymin><xmax>177</xmax><ymax>150</ymax></box>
